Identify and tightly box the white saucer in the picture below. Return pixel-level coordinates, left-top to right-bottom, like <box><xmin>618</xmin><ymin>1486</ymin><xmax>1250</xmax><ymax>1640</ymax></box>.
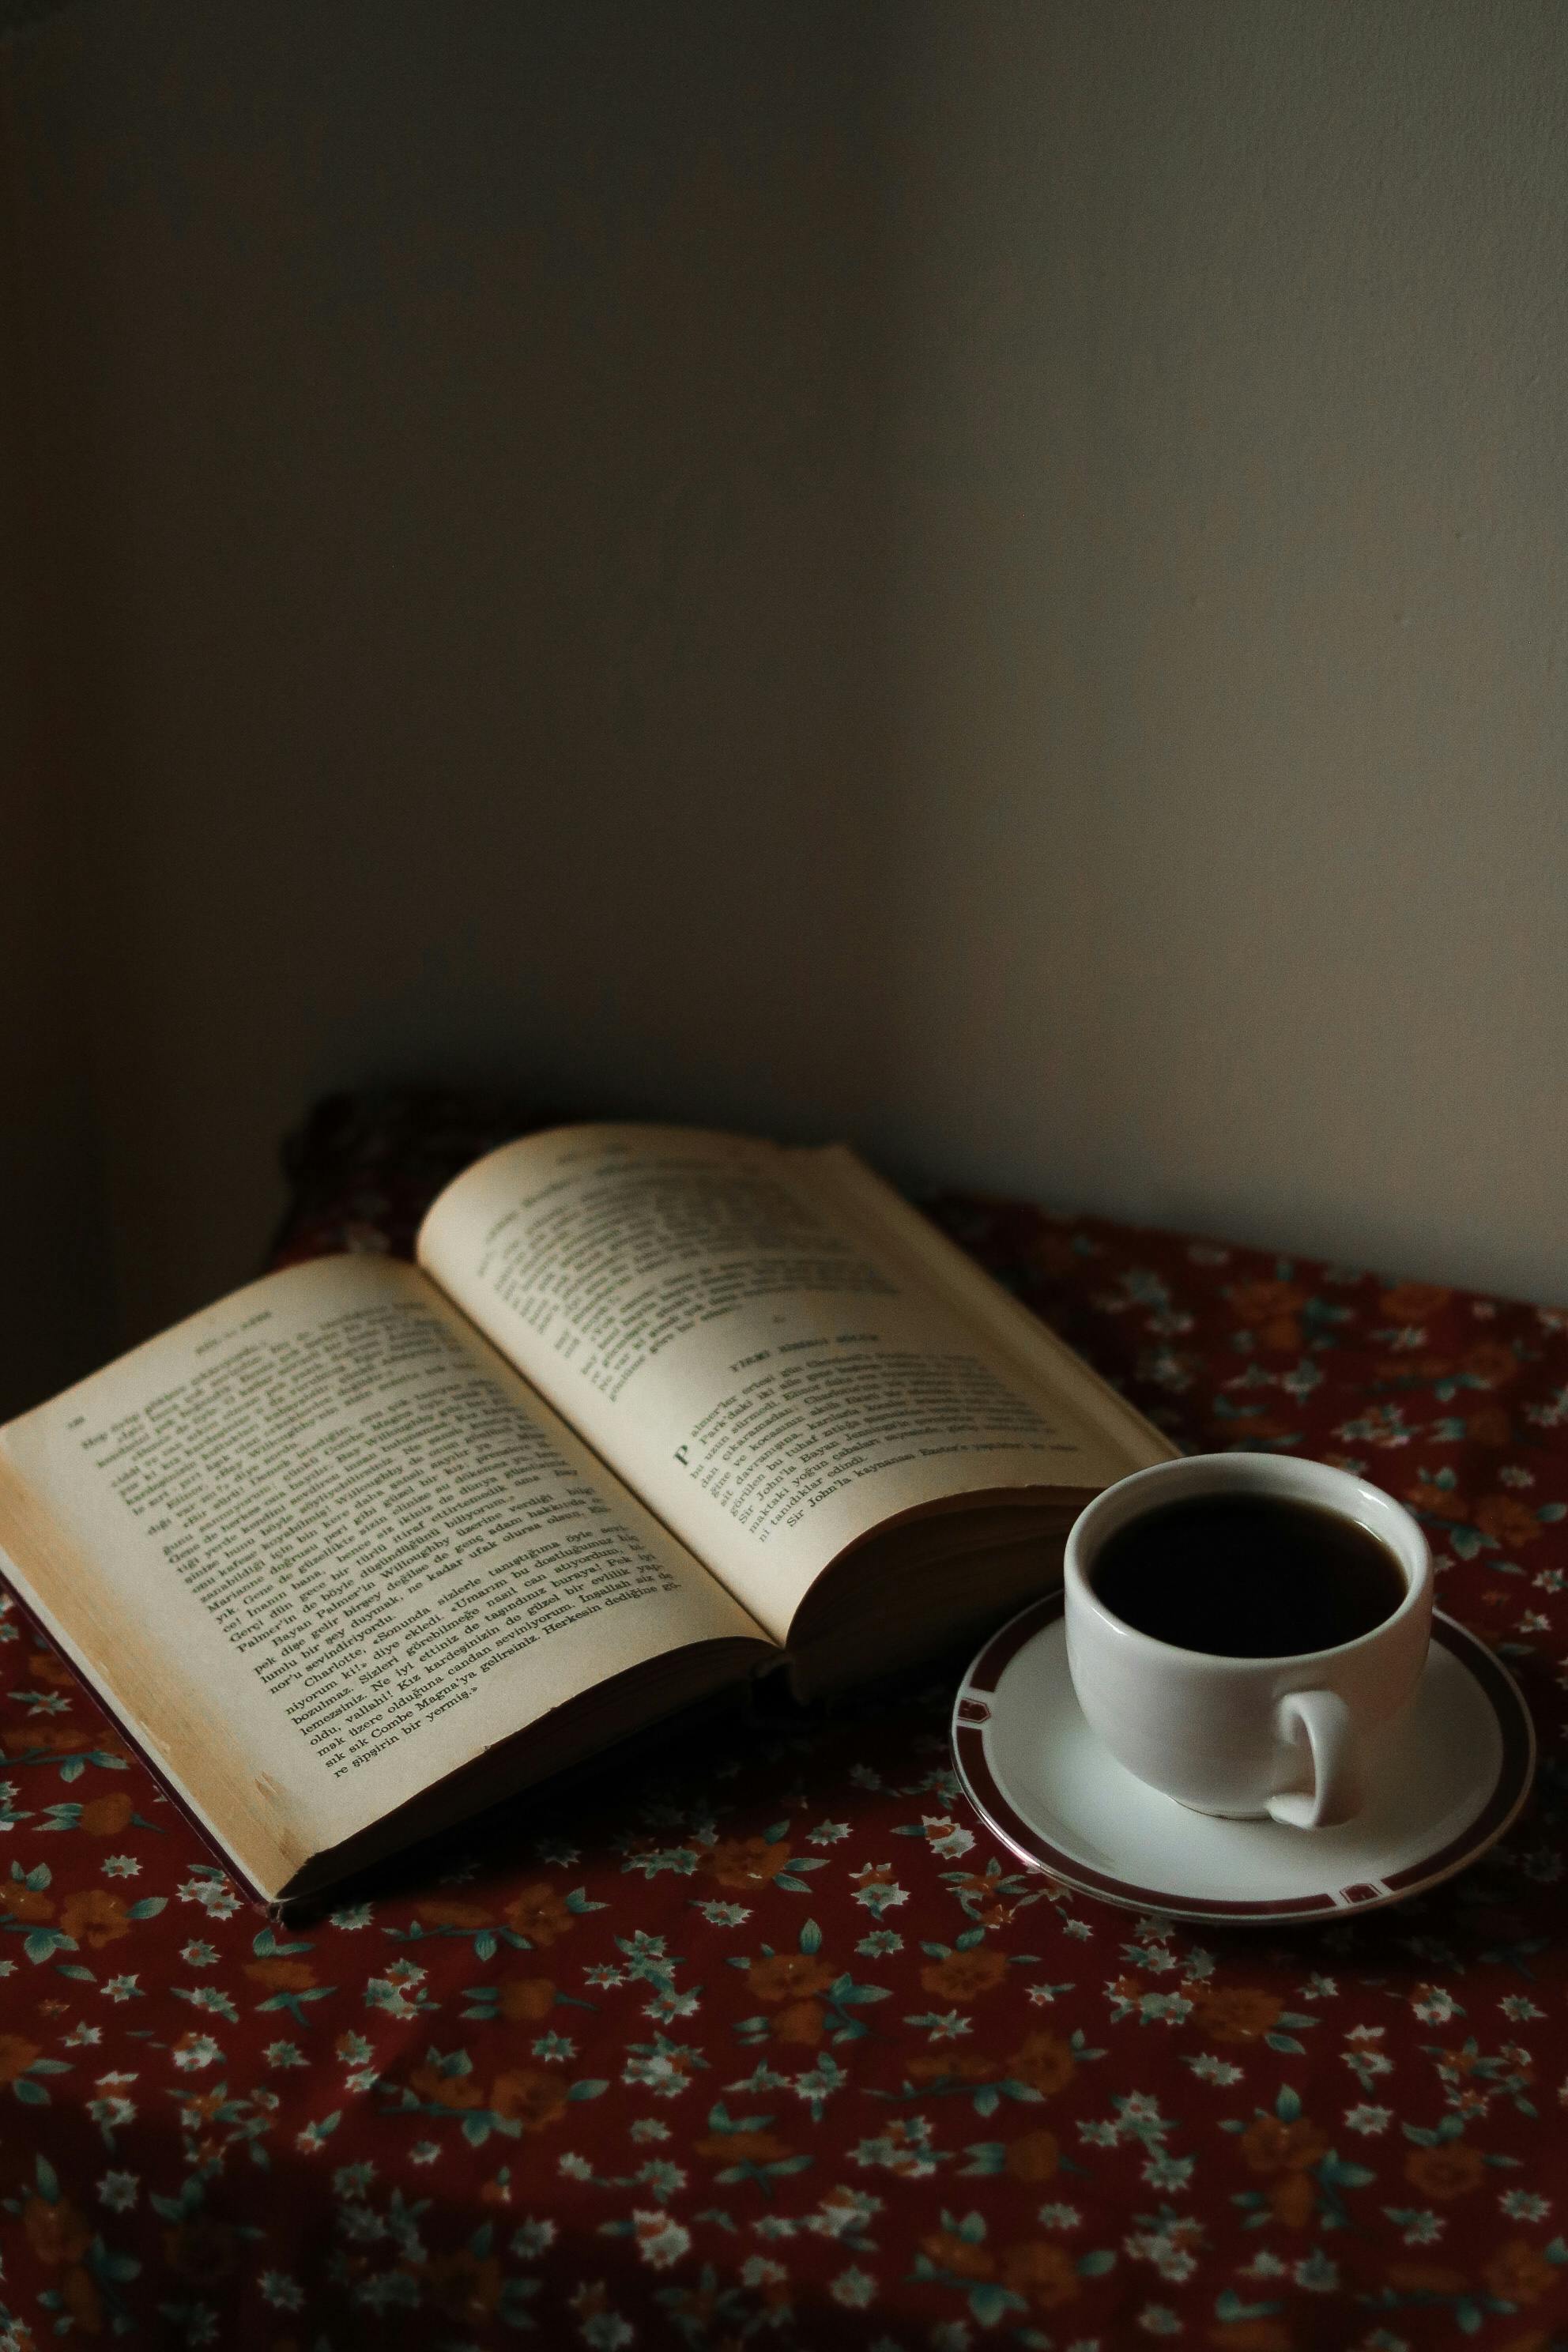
<box><xmin>952</xmin><ymin>1594</ymin><xmax>1536</xmax><ymax>1924</ymax></box>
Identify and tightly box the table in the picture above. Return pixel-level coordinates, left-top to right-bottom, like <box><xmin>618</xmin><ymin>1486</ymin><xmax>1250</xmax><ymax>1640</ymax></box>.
<box><xmin>2</xmin><ymin>1091</ymin><xmax>1565</xmax><ymax>2348</ymax></box>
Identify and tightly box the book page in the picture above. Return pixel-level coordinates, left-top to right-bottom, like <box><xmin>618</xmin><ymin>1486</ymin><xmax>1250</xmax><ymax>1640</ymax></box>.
<box><xmin>0</xmin><ymin>1255</ymin><xmax>764</xmax><ymax>1898</ymax></box>
<box><xmin>418</xmin><ymin>1125</ymin><xmax>1169</xmax><ymax>1642</ymax></box>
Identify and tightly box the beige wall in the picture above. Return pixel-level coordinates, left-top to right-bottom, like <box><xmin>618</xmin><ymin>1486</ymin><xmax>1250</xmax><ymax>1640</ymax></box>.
<box><xmin>5</xmin><ymin>0</ymin><xmax>1566</xmax><ymax>1378</ymax></box>
<box><xmin>876</xmin><ymin>4</ymin><xmax>1568</xmax><ymax>1298</ymax></box>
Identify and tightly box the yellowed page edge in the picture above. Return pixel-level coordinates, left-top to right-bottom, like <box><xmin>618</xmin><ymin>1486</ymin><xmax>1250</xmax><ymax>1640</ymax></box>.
<box><xmin>795</xmin><ymin>1146</ymin><xmax>1179</xmax><ymax>1476</ymax></box>
<box><xmin>0</xmin><ymin>1253</ymin><xmax>767</xmax><ymax>1892</ymax></box>
<box><xmin>0</xmin><ymin>1489</ymin><xmax>307</xmax><ymax>1900</ymax></box>
<box><xmin>415</xmin><ymin>1124</ymin><xmax>1170</xmax><ymax>1645</ymax></box>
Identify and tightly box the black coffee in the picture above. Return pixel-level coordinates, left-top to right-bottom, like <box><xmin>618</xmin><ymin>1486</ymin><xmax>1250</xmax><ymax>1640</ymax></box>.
<box><xmin>1089</xmin><ymin>1494</ymin><xmax>1407</xmax><ymax>1659</ymax></box>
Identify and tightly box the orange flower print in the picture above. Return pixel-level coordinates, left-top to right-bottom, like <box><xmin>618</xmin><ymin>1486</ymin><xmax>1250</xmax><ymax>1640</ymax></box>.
<box><xmin>1475</xmin><ymin>1494</ymin><xmax>1541</xmax><ymax>1548</ymax></box>
<box><xmin>0</xmin><ymin>2035</ymin><xmax>40</xmax><ymax>2085</ymax></box>
<box><xmin>58</xmin><ymin>1890</ymin><xmax>130</xmax><ymax>1947</ymax></box>
<box><xmin>1408</xmin><ymin>1481</ymin><xmax>1467</xmax><ymax>1521</ymax></box>
<box><xmin>21</xmin><ymin>1721</ymin><xmax>124</xmax><ymax>1758</ymax></box>
<box><xmin>998</xmin><ymin>2241</ymin><xmax>1079</xmax><ymax>2310</ymax></box>
<box><xmin>1007</xmin><ymin>2032</ymin><xmax>1076</xmax><ymax>2096</ymax></box>
<box><xmin>772</xmin><ymin>2000</ymin><xmax>826</xmax><ymax>2045</ymax></box>
<box><xmin>1265</xmin><ymin>2172</ymin><xmax>1317</xmax><ymax>2227</ymax></box>
<box><xmin>1228</xmin><ymin>1279</ymin><xmax>1307</xmax><ymax>1351</ymax></box>
<box><xmin>1484</xmin><ymin>2241</ymin><xmax>1559</xmax><ymax>2305</ymax></box>
<box><xmin>1403</xmin><ymin>2141</ymin><xmax>1487</xmax><ymax>2199</ymax></box>
<box><xmin>77</xmin><ymin>1792</ymin><xmax>135</xmax><ymax>1836</ymax></box>
<box><xmin>908</xmin><ymin>2052</ymin><xmax>993</xmax><ymax>2082</ymax></box>
<box><xmin>949</xmin><ymin>1871</ymin><xmax>1009</xmax><ymax>1926</ymax></box>
<box><xmin>1464</xmin><ymin>1342</ymin><xmax>1518</xmax><ymax>1388</ymax></box>
<box><xmin>747</xmin><ymin>1952</ymin><xmax>835</xmax><ymax>2002</ymax></box>
<box><xmin>705</xmin><ymin>1838</ymin><xmax>793</xmax><ymax>1890</ymax></box>
<box><xmin>488</xmin><ymin>2070</ymin><xmax>568</xmax><ymax>2132</ymax></box>
<box><xmin>922</xmin><ymin>2229</ymin><xmax>993</xmax><ymax>2280</ymax></box>
<box><xmin>2</xmin><ymin>1724</ymin><xmax>85</xmax><ymax>1755</ymax></box>
<box><xmin>58</xmin><ymin>2268</ymin><xmax>101</xmax><ymax>2336</ymax></box>
<box><xmin>1380</xmin><ymin>1281</ymin><xmax>1452</xmax><ymax>1321</ymax></box>
<box><xmin>1375</xmin><ymin>1351</ymin><xmax>1456</xmax><ymax>1380</ymax></box>
<box><xmin>1386</xmin><ymin>2260</ymin><xmax>1467</xmax><ymax>2295</ymax></box>
<box><xmin>423</xmin><ymin>2250</ymin><xmax>503</xmax><ymax>2321</ymax></box>
<box><xmin>920</xmin><ymin>1947</ymin><xmax>1009</xmax><ymax>2002</ymax></box>
<box><xmin>23</xmin><ymin>2196</ymin><xmax>92</xmax><ymax>2265</ymax></box>
<box><xmin>1208</xmin><ymin>2322</ymin><xmax>1292</xmax><ymax>2352</ymax></box>
<box><xmin>5</xmin><ymin>1883</ymin><xmax>55</xmax><ymax>1923</ymax></box>
<box><xmin>413</xmin><ymin>1898</ymin><xmax>492</xmax><ymax>1930</ymax></box>
<box><xmin>409</xmin><ymin>2061</ymin><xmax>483</xmax><ymax>2112</ymax></box>
<box><xmin>244</xmin><ymin>1958</ymin><xmax>316</xmax><ymax>1992</ymax></box>
<box><xmin>26</xmin><ymin>1650</ymin><xmax>75</xmax><ymax>1688</ymax></box>
<box><xmin>503</xmin><ymin>1885</ymin><xmax>575</xmax><ymax>1945</ymax></box>
<box><xmin>1238</xmin><ymin>2113</ymin><xmax>1328</xmax><ymax>2174</ymax></box>
<box><xmin>1189</xmin><ymin>1985</ymin><xmax>1283</xmax><ymax>2043</ymax></box>
<box><xmin>1467</xmin><ymin>1405</ymin><xmax>1512</xmax><ymax>1447</ymax></box>
<box><xmin>1004</xmin><ymin>2129</ymin><xmax>1060</xmax><ymax>2181</ymax></box>
<box><xmin>695</xmin><ymin>2128</ymin><xmax>791</xmax><ymax>2164</ymax></box>
<box><xmin>496</xmin><ymin>1977</ymin><xmax>556</xmax><ymax>2023</ymax></box>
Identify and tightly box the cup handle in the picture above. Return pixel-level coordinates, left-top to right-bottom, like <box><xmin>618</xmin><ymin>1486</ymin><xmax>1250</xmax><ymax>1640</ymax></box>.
<box><xmin>1266</xmin><ymin>1690</ymin><xmax>1361</xmax><ymax>1830</ymax></box>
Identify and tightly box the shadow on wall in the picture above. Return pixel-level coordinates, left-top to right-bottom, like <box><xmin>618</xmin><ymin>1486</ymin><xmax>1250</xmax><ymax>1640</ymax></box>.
<box><xmin>10</xmin><ymin>2</ymin><xmax>906</xmax><ymax>1373</ymax></box>
<box><xmin>3</xmin><ymin>0</ymin><xmax>1566</xmax><ymax>1401</ymax></box>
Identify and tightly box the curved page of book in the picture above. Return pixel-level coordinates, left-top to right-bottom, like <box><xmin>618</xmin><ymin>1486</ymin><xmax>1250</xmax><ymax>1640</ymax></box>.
<box><xmin>416</xmin><ymin>1125</ymin><xmax>1173</xmax><ymax>1654</ymax></box>
<box><xmin>0</xmin><ymin>1256</ymin><xmax>767</xmax><ymax>1902</ymax></box>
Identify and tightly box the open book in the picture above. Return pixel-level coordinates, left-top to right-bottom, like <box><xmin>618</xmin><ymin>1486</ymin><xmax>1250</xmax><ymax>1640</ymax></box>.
<box><xmin>0</xmin><ymin>1124</ymin><xmax>1173</xmax><ymax>1907</ymax></box>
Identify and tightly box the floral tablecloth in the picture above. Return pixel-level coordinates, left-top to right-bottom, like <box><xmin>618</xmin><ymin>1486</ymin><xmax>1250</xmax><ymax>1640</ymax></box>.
<box><xmin>2</xmin><ymin>1092</ymin><xmax>1566</xmax><ymax>2351</ymax></box>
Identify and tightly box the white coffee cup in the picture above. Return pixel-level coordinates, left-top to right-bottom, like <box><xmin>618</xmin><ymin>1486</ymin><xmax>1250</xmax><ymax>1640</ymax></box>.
<box><xmin>1064</xmin><ymin>1453</ymin><xmax>1433</xmax><ymax>1829</ymax></box>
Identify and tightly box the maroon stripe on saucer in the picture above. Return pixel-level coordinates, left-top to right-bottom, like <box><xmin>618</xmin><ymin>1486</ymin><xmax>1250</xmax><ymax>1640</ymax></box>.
<box><xmin>952</xmin><ymin>1603</ymin><xmax>1537</xmax><ymax>1925</ymax></box>
<box><xmin>952</xmin><ymin>1722</ymin><xmax>1338</xmax><ymax>1919</ymax></box>
<box><xmin>1381</xmin><ymin>1618</ymin><xmax>1534</xmax><ymax>1892</ymax></box>
<box><xmin>964</xmin><ymin>1589</ymin><xmax>1063</xmax><ymax>1692</ymax></box>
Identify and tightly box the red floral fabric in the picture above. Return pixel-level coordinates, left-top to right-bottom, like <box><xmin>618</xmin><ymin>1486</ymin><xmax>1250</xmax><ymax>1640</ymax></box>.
<box><xmin>2</xmin><ymin>1093</ymin><xmax>1566</xmax><ymax>2350</ymax></box>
